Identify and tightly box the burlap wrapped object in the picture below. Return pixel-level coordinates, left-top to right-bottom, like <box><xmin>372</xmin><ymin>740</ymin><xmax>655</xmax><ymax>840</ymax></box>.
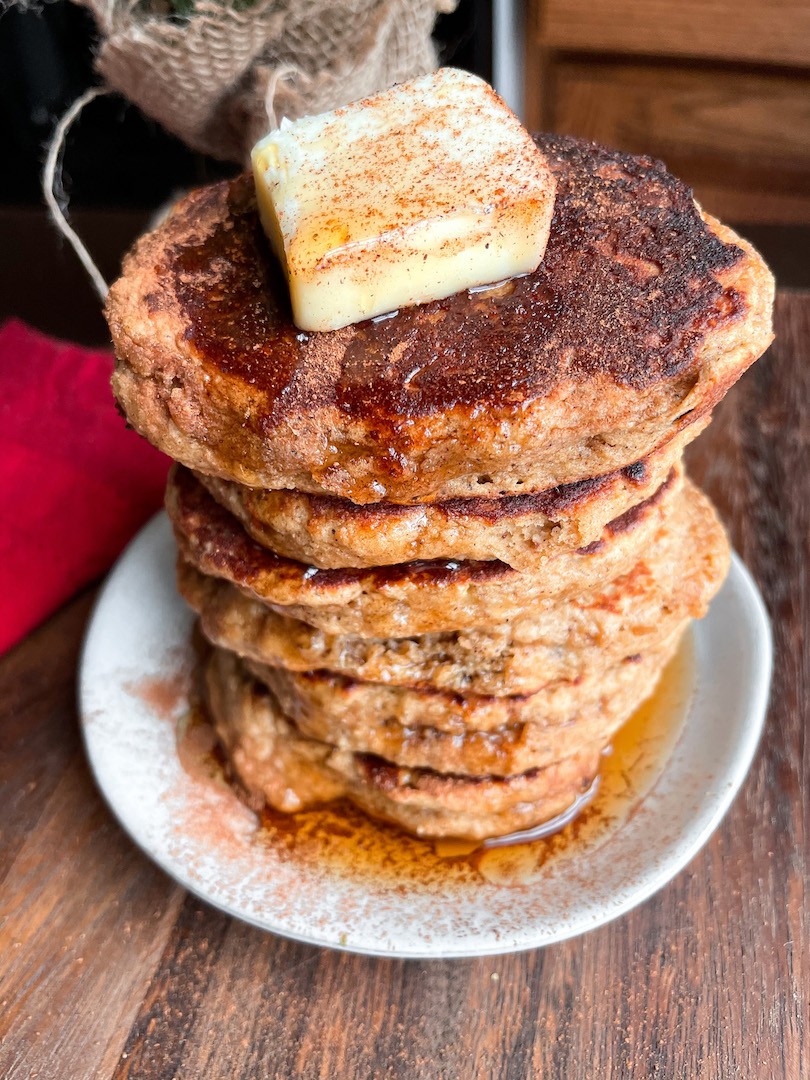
<box><xmin>76</xmin><ymin>0</ymin><xmax>456</xmax><ymax>163</ymax></box>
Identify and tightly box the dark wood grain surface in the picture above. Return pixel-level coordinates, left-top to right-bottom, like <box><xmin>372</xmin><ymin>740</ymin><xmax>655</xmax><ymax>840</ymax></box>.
<box><xmin>0</xmin><ymin>293</ymin><xmax>807</xmax><ymax>1080</ymax></box>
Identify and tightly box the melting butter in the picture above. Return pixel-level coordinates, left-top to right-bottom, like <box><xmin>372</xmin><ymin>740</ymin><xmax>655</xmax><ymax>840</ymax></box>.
<box><xmin>251</xmin><ymin>68</ymin><xmax>556</xmax><ymax>332</ymax></box>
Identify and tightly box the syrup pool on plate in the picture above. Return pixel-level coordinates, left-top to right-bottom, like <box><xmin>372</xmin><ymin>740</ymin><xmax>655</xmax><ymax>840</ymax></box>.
<box><xmin>176</xmin><ymin>636</ymin><xmax>695</xmax><ymax>890</ymax></box>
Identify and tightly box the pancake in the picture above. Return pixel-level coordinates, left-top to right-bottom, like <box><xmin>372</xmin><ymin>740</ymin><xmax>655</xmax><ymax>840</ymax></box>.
<box><xmin>204</xmin><ymin>647</ymin><xmax>603</xmax><ymax>840</ymax></box>
<box><xmin>108</xmin><ymin>135</ymin><xmax>773</xmax><ymax>504</ymax></box>
<box><xmin>167</xmin><ymin>464</ymin><xmax>684</xmax><ymax>637</ymax></box>
<box><xmin>241</xmin><ymin>635</ymin><xmax>680</xmax><ymax>776</ymax></box>
<box><xmin>181</xmin><ymin>469</ymin><xmax>727</xmax><ymax>690</ymax></box>
<box><xmin>182</xmin><ymin>559</ymin><xmax>700</xmax><ymax>696</ymax></box>
<box><xmin>196</xmin><ymin>422</ymin><xmax>703</xmax><ymax>570</ymax></box>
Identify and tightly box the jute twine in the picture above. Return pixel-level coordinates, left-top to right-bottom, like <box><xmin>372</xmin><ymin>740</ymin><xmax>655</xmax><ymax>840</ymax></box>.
<box><xmin>44</xmin><ymin>0</ymin><xmax>454</xmax><ymax>298</ymax></box>
<box><xmin>77</xmin><ymin>0</ymin><xmax>455</xmax><ymax>162</ymax></box>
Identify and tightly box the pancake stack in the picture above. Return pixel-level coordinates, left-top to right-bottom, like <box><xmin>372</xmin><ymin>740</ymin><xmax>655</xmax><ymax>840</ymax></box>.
<box><xmin>107</xmin><ymin>134</ymin><xmax>774</xmax><ymax>841</ymax></box>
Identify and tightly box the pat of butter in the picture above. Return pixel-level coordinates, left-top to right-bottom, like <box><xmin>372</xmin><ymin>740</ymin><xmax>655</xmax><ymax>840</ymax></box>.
<box><xmin>251</xmin><ymin>68</ymin><xmax>556</xmax><ymax>332</ymax></box>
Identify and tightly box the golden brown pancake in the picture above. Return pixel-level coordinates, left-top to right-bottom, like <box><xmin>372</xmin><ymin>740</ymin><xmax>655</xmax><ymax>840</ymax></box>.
<box><xmin>195</xmin><ymin>422</ymin><xmax>703</xmax><ymax>570</ymax></box>
<box><xmin>167</xmin><ymin>463</ymin><xmax>684</xmax><ymax>636</ymax></box>
<box><xmin>108</xmin><ymin>136</ymin><xmax>773</xmax><ymax>503</ymax></box>
<box><xmin>181</xmin><ymin>558</ymin><xmax>701</xmax><ymax>696</ymax></box>
<box><xmin>241</xmin><ymin>634</ymin><xmax>680</xmax><ymax>776</ymax></box>
<box><xmin>204</xmin><ymin>647</ymin><xmax>604</xmax><ymax>840</ymax></box>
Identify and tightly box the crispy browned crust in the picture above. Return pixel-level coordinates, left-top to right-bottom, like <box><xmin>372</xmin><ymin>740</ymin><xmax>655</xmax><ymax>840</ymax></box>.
<box><xmin>195</xmin><ymin>420</ymin><xmax>704</xmax><ymax>569</ymax></box>
<box><xmin>166</xmin><ymin>463</ymin><xmax>684</xmax><ymax>636</ymax></box>
<box><xmin>108</xmin><ymin>135</ymin><xmax>774</xmax><ymax>503</ymax></box>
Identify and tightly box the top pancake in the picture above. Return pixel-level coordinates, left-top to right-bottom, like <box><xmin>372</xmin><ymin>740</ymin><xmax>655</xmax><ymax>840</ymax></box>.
<box><xmin>108</xmin><ymin>135</ymin><xmax>774</xmax><ymax>504</ymax></box>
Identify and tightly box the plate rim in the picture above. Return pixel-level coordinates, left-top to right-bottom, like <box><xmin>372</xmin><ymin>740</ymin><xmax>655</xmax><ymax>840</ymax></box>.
<box><xmin>79</xmin><ymin>513</ymin><xmax>773</xmax><ymax>959</ymax></box>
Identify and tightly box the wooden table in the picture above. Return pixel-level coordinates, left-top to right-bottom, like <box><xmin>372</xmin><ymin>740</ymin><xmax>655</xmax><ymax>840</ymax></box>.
<box><xmin>1</xmin><ymin>293</ymin><xmax>806</xmax><ymax>1080</ymax></box>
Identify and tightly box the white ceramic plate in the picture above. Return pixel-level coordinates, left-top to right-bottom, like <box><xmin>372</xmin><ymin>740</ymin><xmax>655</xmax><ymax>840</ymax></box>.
<box><xmin>79</xmin><ymin>513</ymin><xmax>772</xmax><ymax>958</ymax></box>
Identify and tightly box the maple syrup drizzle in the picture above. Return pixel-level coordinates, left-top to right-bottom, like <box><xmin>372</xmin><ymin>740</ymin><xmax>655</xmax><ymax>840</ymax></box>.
<box><xmin>177</xmin><ymin>636</ymin><xmax>694</xmax><ymax>888</ymax></box>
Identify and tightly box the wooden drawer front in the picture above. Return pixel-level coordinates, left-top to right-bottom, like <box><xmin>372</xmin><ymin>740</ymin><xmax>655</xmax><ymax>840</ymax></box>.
<box><xmin>538</xmin><ymin>0</ymin><xmax>810</xmax><ymax>68</ymax></box>
<box><xmin>543</xmin><ymin>60</ymin><xmax>810</xmax><ymax>223</ymax></box>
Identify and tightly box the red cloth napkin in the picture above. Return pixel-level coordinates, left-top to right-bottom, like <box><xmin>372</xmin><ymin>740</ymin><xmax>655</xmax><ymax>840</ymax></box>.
<box><xmin>0</xmin><ymin>319</ymin><xmax>170</xmax><ymax>653</ymax></box>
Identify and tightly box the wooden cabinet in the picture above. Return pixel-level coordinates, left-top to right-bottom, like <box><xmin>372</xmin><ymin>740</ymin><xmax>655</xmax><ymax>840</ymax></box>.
<box><xmin>526</xmin><ymin>0</ymin><xmax>810</xmax><ymax>223</ymax></box>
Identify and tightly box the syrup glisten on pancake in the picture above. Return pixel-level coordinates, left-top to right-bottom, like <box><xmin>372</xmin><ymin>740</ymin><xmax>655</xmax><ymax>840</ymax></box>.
<box><xmin>251</xmin><ymin>68</ymin><xmax>557</xmax><ymax>331</ymax></box>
